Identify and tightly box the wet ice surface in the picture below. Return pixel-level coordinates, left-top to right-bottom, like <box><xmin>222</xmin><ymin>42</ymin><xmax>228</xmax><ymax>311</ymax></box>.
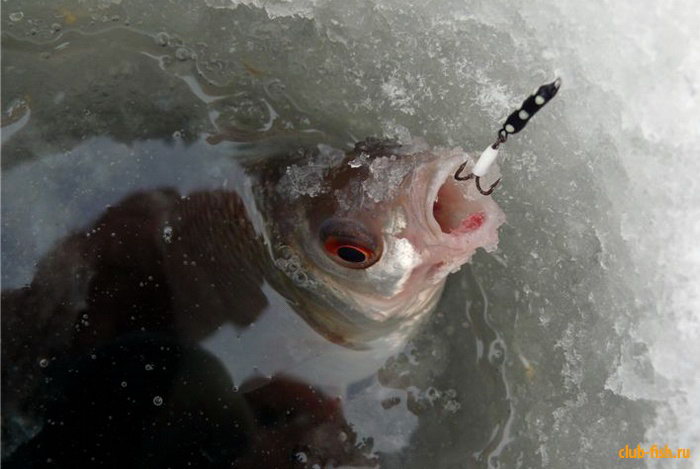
<box><xmin>3</xmin><ymin>1</ymin><xmax>700</xmax><ymax>468</ymax></box>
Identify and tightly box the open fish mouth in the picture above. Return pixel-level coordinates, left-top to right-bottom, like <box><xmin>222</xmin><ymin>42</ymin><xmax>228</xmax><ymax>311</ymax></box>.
<box><xmin>432</xmin><ymin>175</ymin><xmax>488</xmax><ymax>234</ymax></box>
<box><xmin>419</xmin><ymin>153</ymin><xmax>501</xmax><ymax>243</ymax></box>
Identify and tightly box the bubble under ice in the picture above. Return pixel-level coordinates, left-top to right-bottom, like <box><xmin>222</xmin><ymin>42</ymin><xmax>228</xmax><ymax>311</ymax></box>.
<box><xmin>2</xmin><ymin>0</ymin><xmax>699</xmax><ymax>467</ymax></box>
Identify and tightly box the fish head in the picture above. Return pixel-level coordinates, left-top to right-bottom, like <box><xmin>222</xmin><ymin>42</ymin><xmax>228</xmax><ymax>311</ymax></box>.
<box><xmin>267</xmin><ymin>138</ymin><xmax>505</xmax><ymax>342</ymax></box>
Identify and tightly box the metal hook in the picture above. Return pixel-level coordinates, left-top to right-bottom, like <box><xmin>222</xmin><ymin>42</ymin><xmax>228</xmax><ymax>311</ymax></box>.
<box><xmin>454</xmin><ymin>161</ymin><xmax>474</xmax><ymax>181</ymax></box>
<box><xmin>475</xmin><ymin>176</ymin><xmax>501</xmax><ymax>195</ymax></box>
<box><xmin>453</xmin><ymin>162</ymin><xmax>501</xmax><ymax>195</ymax></box>
<box><xmin>453</xmin><ymin>136</ymin><xmax>504</xmax><ymax>195</ymax></box>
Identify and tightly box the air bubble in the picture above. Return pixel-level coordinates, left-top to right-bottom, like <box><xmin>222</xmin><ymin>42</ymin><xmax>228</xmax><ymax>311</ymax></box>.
<box><xmin>175</xmin><ymin>48</ymin><xmax>191</xmax><ymax>61</ymax></box>
<box><xmin>488</xmin><ymin>340</ymin><xmax>505</xmax><ymax>365</ymax></box>
<box><xmin>292</xmin><ymin>270</ymin><xmax>308</xmax><ymax>286</ymax></box>
<box><xmin>155</xmin><ymin>32</ymin><xmax>169</xmax><ymax>47</ymax></box>
<box><xmin>162</xmin><ymin>225</ymin><xmax>173</xmax><ymax>243</ymax></box>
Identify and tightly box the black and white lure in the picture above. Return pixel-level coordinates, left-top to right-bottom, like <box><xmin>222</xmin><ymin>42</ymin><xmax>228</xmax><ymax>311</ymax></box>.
<box><xmin>455</xmin><ymin>78</ymin><xmax>562</xmax><ymax>195</ymax></box>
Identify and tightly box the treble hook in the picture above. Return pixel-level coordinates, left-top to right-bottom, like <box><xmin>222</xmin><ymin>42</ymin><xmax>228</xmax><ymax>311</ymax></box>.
<box><xmin>454</xmin><ymin>77</ymin><xmax>561</xmax><ymax>195</ymax></box>
<box><xmin>454</xmin><ymin>162</ymin><xmax>501</xmax><ymax>195</ymax></box>
<box><xmin>454</xmin><ymin>132</ymin><xmax>506</xmax><ymax>195</ymax></box>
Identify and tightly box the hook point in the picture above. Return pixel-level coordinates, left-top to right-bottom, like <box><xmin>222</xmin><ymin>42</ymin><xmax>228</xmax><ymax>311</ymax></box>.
<box><xmin>454</xmin><ymin>162</ymin><xmax>474</xmax><ymax>181</ymax></box>
<box><xmin>475</xmin><ymin>176</ymin><xmax>501</xmax><ymax>196</ymax></box>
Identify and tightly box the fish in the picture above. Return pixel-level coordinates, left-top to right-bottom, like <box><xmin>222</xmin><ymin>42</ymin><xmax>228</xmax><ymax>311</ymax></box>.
<box><xmin>0</xmin><ymin>22</ymin><xmax>512</xmax><ymax>468</ymax></box>
<box><xmin>1</xmin><ymin>135</ymin><xmax>504</xmax><ymax>461</ymax></box>
<box><xmin>253</xmin><ymin>137</ymin><xmax>505</xmax><ymax>347</ymax></box>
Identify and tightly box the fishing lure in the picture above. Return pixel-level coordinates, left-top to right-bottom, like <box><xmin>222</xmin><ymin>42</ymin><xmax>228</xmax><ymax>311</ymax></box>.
<box><xmin>455</xmin><ymin>78</ymin><xmax>562</xmax><ymax>195</ymax></box>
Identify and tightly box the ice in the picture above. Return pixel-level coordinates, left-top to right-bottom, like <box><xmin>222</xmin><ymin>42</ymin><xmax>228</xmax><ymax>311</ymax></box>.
<box><xmin>279</xmin><ymin>163</ymin><xmax>326</xmax><ymax>199</ymax></box>
<box><xmin>3</xmin><ymin>0</ymin><xmax>700</xmax><ymax>467</ymax></box>
<box><xmin>277</xmin><ymin>144</ymin><xmax>345</xmax><ymax>199</ymax></box>
<box><xmin>362</xmin><ymin>155</ymin><xmax>414</xmax><ymax>203</ymax></box>
<box><xmin>381</xmin><ymin>77</ymin><xmax>417</xmax><ymax>116</ymax></box>
<box><xmin>347</xmin><ymin>152</ymin><xmax>369</xmax><ymax>168</ymax></box>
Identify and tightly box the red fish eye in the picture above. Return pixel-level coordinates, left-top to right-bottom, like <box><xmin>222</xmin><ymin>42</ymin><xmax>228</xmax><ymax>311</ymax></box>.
<box><xmin>319</xmin><ymin>218</ymin><xmax>382</xmax><ymax>269</ymax></box>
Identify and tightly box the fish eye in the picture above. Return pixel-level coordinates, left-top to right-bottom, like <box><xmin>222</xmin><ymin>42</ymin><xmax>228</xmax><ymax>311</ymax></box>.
<box><xmin>319</xmin><ymin>218</ymin><xmax>381</xmax><ymax>269</ymax></box>
<box><xmin>336</xmin><ymin>246</ymin><xmax>368</xmax><ymax>263</ymax></box>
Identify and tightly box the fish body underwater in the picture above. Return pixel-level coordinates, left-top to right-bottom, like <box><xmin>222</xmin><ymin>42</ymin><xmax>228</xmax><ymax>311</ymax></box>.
<box><xmin>2</xmin><ymin>135</ymin><xmax>504</xmax><ymax>465</ymax></box>
<box><xmin>1</xmin><ymin>26</ymin><xmax>505</xmax><ymax>468</ymax></box>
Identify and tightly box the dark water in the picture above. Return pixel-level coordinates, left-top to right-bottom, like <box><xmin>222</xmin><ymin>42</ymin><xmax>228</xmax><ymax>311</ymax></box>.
<box><xmin>2</xmin><ymin>27</ymin><xmax>513</xmax><ymax>468</ymax></box>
